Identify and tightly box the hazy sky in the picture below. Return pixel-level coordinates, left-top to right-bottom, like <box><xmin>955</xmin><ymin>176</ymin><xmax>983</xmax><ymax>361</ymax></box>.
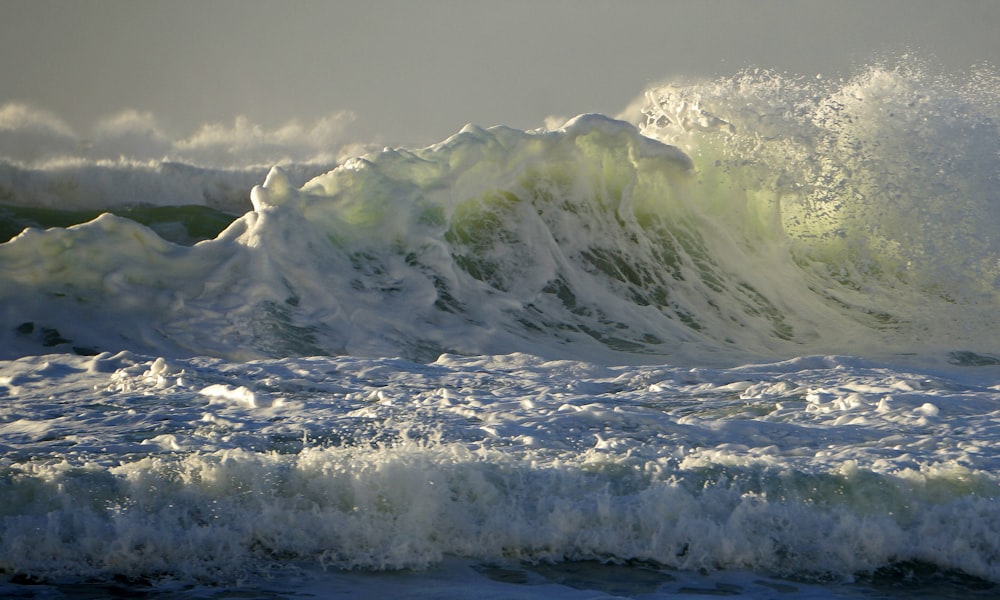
<box><xmin>2</xmin><ymin>0</ymin><xmax>999</xmax><ymax>151</ymax></box>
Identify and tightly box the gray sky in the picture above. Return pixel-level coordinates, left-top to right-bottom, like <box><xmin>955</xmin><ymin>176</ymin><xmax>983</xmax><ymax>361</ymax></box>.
<box><xmin>2</xmin><ymin>0</ymin><xmax>999</xmax><ymax>150</ymax></box>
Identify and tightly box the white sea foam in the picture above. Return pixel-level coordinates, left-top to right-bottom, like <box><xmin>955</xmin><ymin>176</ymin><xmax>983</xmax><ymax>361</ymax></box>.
<box><xmin>0</xmin><ymin>351</ymin><xmax>998</xmax><ymax>589</ymax></box>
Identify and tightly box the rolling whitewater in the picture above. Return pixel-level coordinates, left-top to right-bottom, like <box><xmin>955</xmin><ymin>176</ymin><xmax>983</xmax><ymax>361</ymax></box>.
<box><xmin>1</xmin><ymin>61</ymin><xmax>999</xmax><ymax>598</ymax></box>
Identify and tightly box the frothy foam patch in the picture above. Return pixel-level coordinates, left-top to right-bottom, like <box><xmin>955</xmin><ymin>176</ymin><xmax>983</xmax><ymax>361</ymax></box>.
<box><xmin>1</xmin><ymin>352</ymin><xmax>998</xmax><ymax>584</ymax></box>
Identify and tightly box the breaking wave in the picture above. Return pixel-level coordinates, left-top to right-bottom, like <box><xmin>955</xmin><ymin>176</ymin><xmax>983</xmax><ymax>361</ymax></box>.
<box><xmin>1</xmin><ymin>60</ymin><xmax>999</xmax><ymax>366</ymax></box>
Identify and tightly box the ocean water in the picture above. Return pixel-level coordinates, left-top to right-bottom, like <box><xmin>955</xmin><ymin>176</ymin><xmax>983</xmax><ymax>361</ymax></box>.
<box><xmin>1</xmin><ymin>61</ymin><xmax>999</xmax><ymax>598</ymax></box>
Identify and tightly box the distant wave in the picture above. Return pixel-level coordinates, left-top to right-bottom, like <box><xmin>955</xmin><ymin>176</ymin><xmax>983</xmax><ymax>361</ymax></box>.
<box><xmin>0</xmin><ymin>159</ymin><xmax>321</xmax><ymax>214</ymax></box>
<box><xmin>0</xmin><ymin>104</ymin><xmax>358</xmax><ymax>168</ymax></box>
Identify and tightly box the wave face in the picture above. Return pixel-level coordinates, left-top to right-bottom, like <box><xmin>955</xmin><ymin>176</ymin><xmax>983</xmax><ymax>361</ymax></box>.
<box><xmin>2</xmin><ymin>63</ymin><xmax>1000</xmax><ymax>365</ymax></box>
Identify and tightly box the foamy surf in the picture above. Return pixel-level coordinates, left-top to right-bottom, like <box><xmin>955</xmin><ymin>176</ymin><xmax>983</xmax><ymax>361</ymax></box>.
<box><xmin>2</xmin><ymin>353</ymin><xmax>999</xmax><ymax>584</ymax></box>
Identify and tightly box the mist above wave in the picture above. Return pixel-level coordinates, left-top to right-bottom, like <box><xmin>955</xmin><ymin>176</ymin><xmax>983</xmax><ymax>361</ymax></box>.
<box><xmin>0</xmin><ymin>105</ymin><xmax>358</xmax><ymax>168</ymax></box>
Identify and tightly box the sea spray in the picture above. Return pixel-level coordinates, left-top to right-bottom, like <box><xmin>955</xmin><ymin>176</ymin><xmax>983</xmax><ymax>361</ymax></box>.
<box><xmin>634</xmin><ymin>62</ymin><xmax>1000</xmax><ymax>307</ymax></box>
